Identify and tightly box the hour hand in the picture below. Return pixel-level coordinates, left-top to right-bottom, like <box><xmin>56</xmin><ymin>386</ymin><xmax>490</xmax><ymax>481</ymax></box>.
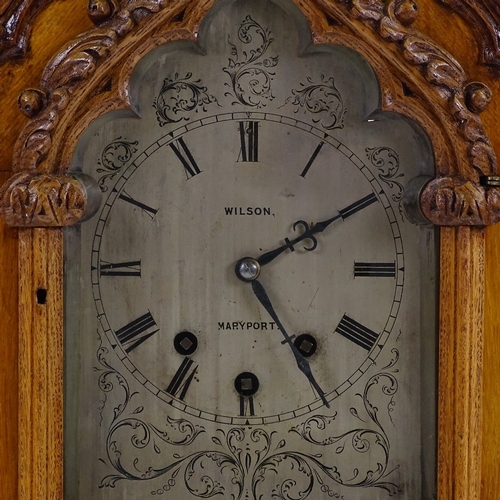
<box><xmin>257</xmin><ymin>192</ymin><xmax>378</xmax><ymax>267</ymax></box>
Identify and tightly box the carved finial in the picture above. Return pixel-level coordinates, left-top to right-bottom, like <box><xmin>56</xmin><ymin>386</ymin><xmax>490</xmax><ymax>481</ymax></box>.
<box><xmin>465</xmin><ymin>82</ymin><xmax>492</xmax><ymax>114</ymax></box>
<box><xmin>394</xmin><ymin>0</ymin><xmax>418</xmax><ymax>26</ymax></box>
<box><xmin>18</xmin><ymin>88</ymin><xmax>47</xmax><ymax>118</ymax></box>
<box><xmin>87</xmin><ymin>0</ymin><xmax>117</xmax><ymax>24</ymax></box>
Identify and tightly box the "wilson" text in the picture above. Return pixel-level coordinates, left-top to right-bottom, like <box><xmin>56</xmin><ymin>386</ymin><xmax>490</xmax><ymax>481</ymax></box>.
<box><xmin>224</xmin><ymin>207</ymin><xmax>272</xmax><ymax>216</ymax></box>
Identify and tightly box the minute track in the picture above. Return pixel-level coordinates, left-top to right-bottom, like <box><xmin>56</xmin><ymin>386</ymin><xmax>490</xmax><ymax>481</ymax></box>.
<box><xmin>90</xmin><ymin>110</ymin><xmax>405</xmax><ymax>422</ymax></box>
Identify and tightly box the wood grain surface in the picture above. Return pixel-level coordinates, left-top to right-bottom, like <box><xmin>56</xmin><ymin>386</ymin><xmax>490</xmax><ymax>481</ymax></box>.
<box><xmin>0</xmin><ymin>3</ymin><xmax>92</xmax><ymax>499</ymax></box>
<box><xmin>438</xmin><ymin>227</ymin><xmax>485</xmax><ymax>499</ymax></box>
<box><xmin>0</xmin><ymin>0</ymin><xmax>499</xmax><ymax>499</ymax></box>
<box><xmin>483</xmin><ymin>223</ymin><xmax>500</xmax><ymax>498</ymax></box>
<box><xmin>415</xmin><ymin>4</ymin><xmax>500</xmax><ymax>496</ymax></box>
<box><xmin>0</xmin><ymin>0</ymin><xmax>53</xmax><ymax>63</ymax></box>
<box><xmin>0</xmin><ymin>172</ymin><xmax>18</xmax><ymax>500</ymax></box>
<box><xmin>17</xmin><ymin>228</ymin><xmax>63</xmax><ymax>499</ymax></box>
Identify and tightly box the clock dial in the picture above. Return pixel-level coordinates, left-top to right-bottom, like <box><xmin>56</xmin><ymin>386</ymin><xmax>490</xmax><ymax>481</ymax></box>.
<box><xmin>90</xmin><ymin>112</ymin><xmax>403</xmax><ymax>423</ymax></box>
<box><xmin>64</xmin><ymin>0</ymin><xmax>437</xmax><ymax>498</ymax></box>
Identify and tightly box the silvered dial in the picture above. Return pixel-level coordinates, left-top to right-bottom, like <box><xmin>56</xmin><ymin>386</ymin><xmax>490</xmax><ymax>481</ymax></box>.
<box><xmin>91</xmin><ymin>112</ymin><xmax>403</xmax><ymax>423</ymax></box>
<box><xmin>64</xmin><ymin>0</ymin><xmax>437</xmax><ymax>498</ymax></box>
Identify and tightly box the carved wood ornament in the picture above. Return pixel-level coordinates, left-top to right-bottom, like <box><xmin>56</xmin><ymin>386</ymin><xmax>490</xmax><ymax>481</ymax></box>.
<box><xmin>0</xmin><ymin>1</ymin><xmax>494</xmax><ymax>499</ymax></box>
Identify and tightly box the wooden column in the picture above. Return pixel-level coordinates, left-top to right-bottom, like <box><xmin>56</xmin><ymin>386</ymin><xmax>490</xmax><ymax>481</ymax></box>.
<box><xmin>438</xmin><ymin>227</ymin><xmax>484</xmax><ymax>499</ymax></box>
<box><xmin>18</xmin><ymin>229</ymin><xmax>63</xmax><ymax>499</ymax></box>
<box><xmin>483</xmin><ymin>222</ymin><xmax>500</xmax><ymax>498</ymax></box>
<box><xmin>0</xmin><ymin>172</ymin><xmax>18</xmax><ymax>500</ymax></box>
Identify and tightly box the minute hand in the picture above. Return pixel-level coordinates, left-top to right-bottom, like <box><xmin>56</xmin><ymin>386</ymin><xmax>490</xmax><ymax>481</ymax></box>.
<box><xmin>257</xmin><ymin>193</ymin><xmax>378</xmax><ymax>267</ymax></box>
<box><xmin>251</xmin><ymin>279</ymin><xmax>329</xmax><ymax>408</ymax></box>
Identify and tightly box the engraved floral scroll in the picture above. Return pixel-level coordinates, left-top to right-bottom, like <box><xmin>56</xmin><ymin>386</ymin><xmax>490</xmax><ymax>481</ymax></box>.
<box><xmin>96</xmin><ymin>334</ymin><xmax>402</xmax><ymax>499</ymax></box>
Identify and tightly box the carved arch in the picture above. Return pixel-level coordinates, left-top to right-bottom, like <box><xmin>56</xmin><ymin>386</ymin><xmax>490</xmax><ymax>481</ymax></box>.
<box><xmin>0</xmin><ymin>0</ymin><xmax>499</xmax><ymax>226</ymax></box>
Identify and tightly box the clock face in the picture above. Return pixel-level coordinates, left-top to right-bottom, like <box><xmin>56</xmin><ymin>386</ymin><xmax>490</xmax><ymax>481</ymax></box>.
<box><xmin>91</xmin><ymin>112</ymin><xmax>404</xmax><ymax>424</ymax></box>
<box><xmin>64</xmin><ymin>0</ymin><xmax>437</xmax><ymax>498</ymax></box>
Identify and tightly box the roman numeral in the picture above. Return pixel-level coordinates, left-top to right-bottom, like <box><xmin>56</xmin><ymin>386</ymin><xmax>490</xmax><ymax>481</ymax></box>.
<box><xmin>339</xmin><ymin>193</ymin><xmax>378</xmax><ymax>220</ymax></box>
<box><xmin>118</xmin><ymin>190</ymin><xmax>158</xmax><ymax>219</ymax></box>
<box><xmin>335</xmin><ymin>314</ymin><xmax>379</xmax><ymax>351</ymax></box>
<box><xmin>300</xmin><ymin>141</ymin><xmax>325</xmax><ymax>177</ymax></box>
<box><xmin>240</xmin><ymin>395</ymin><xmax>255</xmax><ymax>416</ymax></box>
<box><xmin>115</xmin><ymin>311</ymin><xmax>159</xmax><ymax>353</ymax></box>
<box><xmin>354</xmin><ymin>262</ymin><xmax>396</xmax><ymax>278</ymax></box>
<box><xmin>100</xmin><ymin>260</ymin><xmax>141</xmax><ymax>277</ymax></box>
<box><xmin>166</xmin><ymin>358</ymin><xmax>198</xmax><ymax>400</ymax></box>
<box><xmin>238</xmin><ymin>121</ymin><xmax>259</xmax><ymax>162</ymax></box>
<box><xmin>169</xmin><ymin>137</ymin><xmax>202</xmax><ymax>178</ymax></box>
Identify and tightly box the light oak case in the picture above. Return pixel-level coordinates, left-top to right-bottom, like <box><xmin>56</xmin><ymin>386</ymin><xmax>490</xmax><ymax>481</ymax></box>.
<box><xmin>1</xmin><ymin>0</ymin><xmax>500</xmax><ymax>498</ymax></box>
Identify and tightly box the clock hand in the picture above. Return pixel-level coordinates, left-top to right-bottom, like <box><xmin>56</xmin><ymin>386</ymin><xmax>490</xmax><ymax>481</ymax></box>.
<box><xmin>257</xmin><ymin>192</ymin><xmax>377</xmax><ymax>267</ymax></box>
<box><xmin>234</xmin><ymin>194</ymin><xmax>377</xmax><ymax>406</ymax></box>
<box><xmin>249</xmin><ymin>276</ymin><xmax>330</xmax><ymax>409</ymax></box>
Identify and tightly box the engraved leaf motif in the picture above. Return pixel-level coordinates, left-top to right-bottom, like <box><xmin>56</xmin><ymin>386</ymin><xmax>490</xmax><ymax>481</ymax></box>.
<box><xmin>282</xmin><ymin>75</ymin><xmax>346</xmax><ymax>130</ymax></box>
<box><xmin>223</xmin><ymin>16</ymin><xmax>278</xmax><ymax>108</ymax></box>
<box><xmin>286</xmin><ymin>362</ymin><xmax>402</xmax><ymax>495</ymax></box>
<box><xmin>276</xmin><ymin>439</ymin><xmax>286</xmax><ymax>450</ymax></box>
<box><xmin>366</xmin><ymin>146</ymin><xmax>404</xmax><ymax>202</ymax></box>
<box><xmin>96</xmin><ymin>136</ymin><xmax>138</xmax><ymax>192</ymax></box>
<box><xmin>350</xmin><ymin>407</ymin><xmax>360</xmax><ymax>419</ymax></box>
<box><xmin>153</xmin><ymin>72</ymin><xmax>219</xmax><ymax>126</ymax></box>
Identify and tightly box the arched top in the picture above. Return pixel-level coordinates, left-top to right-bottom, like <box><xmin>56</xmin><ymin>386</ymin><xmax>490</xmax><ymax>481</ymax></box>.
<box><xmin>0</xmin><ymin>0</ymin><xmax>499</xmax><ymax>226</ymax></box>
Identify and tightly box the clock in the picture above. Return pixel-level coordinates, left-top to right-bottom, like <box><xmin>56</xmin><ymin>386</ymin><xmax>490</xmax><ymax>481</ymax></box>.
<box><xmin>1</xmin><ymin>0</ymin><xmax>497</xmax><ymax>499</ymax></box>
<box><xmin>63</xmin><ymin>0</ymin><xmax>438</xmax><ymax>498</ymax></box>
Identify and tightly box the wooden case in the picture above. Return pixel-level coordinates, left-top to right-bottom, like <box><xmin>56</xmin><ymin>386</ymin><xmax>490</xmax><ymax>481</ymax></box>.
<box><xmin>1</xmin><ymin>0</ymin><xmax>499</xmax><ymax>498</ymax></box>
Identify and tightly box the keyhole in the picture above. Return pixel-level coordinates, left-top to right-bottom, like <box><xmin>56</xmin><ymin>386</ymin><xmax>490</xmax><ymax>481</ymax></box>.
<box><xmin>36</xmin><ymin>288</ymin><xmax>47</xmax><ymax>305</ymax></box>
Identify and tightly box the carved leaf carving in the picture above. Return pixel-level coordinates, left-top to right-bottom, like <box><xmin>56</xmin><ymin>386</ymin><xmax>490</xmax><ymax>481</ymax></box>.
<box><xmin>422</xmin><ymin>178</ymin><xmax>500</xmax><ymax>225</ymax></box>
<box><xmin>42</xmin><ymin>30</ymin><xmax>118</xmax><ymax>91</ymax></box>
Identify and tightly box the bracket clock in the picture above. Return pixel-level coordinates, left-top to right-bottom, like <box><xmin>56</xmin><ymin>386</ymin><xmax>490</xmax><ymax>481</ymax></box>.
<box><xmin>1</xmin><ymin>0</ymin><xmax>499</xmax><ymax>499</ymax></box>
